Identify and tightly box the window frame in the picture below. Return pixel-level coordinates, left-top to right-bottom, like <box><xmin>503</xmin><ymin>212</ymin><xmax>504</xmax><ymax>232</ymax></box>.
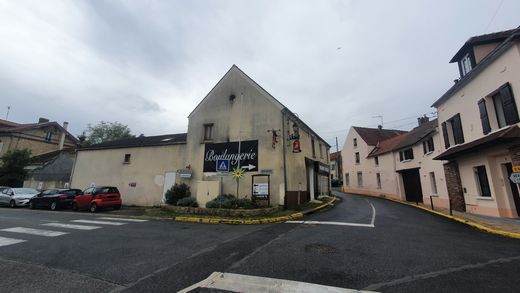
<box><xmin>311</xmin><ymin>138</ymin><xmax>316</xmax><ymax>158</ymax></box>
<box><xmin>355</xmin><ymin>152</ymin><xmax>360</xmax><ymax>164</ymax></box>
<box><xmin>376</xmin><ymin>173</ymin><xmax>381</xmax><ymax>189</ymax></box>
<box><xmin>399</xmin><ymin>148</ymin><xmax>414</xmax><ymax>162</ymax></box>
<box><xmin>123</xmin><ymin>154</ymin><xmax>131</xmax><ymax>164</ymax></box>
<box><xmin>353</xmin><ymin>138</ymin><xmax>358</xmax><ymax>148</ymax></box>
<box><xmin>357</xmin><ymin>171</ymin><xmax>363</xmax><ymax>187</ymax></box>
<box><xmin>422</xmin><ymin>137</ymin><xmax>434</xmax><ymax>154</ymax></box>
<box><xmin>474</xmin><ymin>165</ymin><xmax>492</xmax><ymax>197</ymax></box>
<box><xmin>429</xmin><ymin>172</ymin><xmax>438</xmax><ymax>195</ymax></box>
<box><xmin>203</xmin><ymin>123</ymin><xmax>214</xmax><ymax>141</ymax></box>
<box><xmin>374</xmin><ymin>156</ymin><xmax>379</xmax><ymax>166</ymax></box>
<box><xmin>345</xmin><ymin>173</ymin><xmax>350</xmax><ymax>186</ymax></box>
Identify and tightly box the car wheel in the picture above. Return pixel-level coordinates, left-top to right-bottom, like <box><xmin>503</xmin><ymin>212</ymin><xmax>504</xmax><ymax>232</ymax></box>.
<box><xmin>9</xmin><ymin>200</ymin><xmax>16</xmax><ymax>208</ymax></box>
<box><xmin>71</xmin><ymin>203</ymin><xmax>78</xmax><ymax>211</ymax></box>
<box><xmin>113</xmin><ymin>205</ymin><xmax>121</xmax><ymax>210</ymax></box>
<box><xmin>50</xmin><ymin>202</ymin><xmax>58</xmax><ymax>211</ymax></box>
<box><xmin>29</xmin><ymin>201</ymin><xmax>35</xmax><ymax>209</ymax></box>
<box><xmin>90</xmin><ymin>202</ymin><xmax>97</xmax><ymax>213</ymax></box>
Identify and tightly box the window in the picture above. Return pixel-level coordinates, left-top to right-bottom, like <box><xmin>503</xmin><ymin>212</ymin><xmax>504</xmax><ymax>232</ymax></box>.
<box><xmin>311</xmin><ymin>138</ymin><xmax>316</xmax><ymax>158</ymax></box>
<box><xmin>442</xmin><ymin>114</ymin><xmax>464</xmax><ymax>148</ymax></box>
<box><xmin>355</xmin><ymin>152</ymin><xmax>360</xmax><ymax>164</ymax></box>
<box><xmin>319</xmin><ymin>144</ymin><xmax>323</xmax><ymax>158</ymax></box>
<box><xmin>429</xmin><ymin>172</ymin><xmax>438</xmax><ymax>194</ymax></box>
<box><xmin>376</xmin><ymin>173</ymin><xmax>381</xmax><ymax>189</ymax></box>
<box><xmin>203</xmin><ymin>123</ymin><xmax>214</xmax><ymax>140</ymax></box>
<box><xmin>478</xmin><ymin>99</ymin><xmax>491</xmax><ymax>135</ymax></box>
<box><xmin>357</xmin><ymin>172</ymin><xmax>363</xmax><ymax>187</ymax></box>
<box><xmin>475</xmin><ymin>165</ymin><xmax>491</xmax><ymax>197</ymax></box>
<box><xmin>399</xmin><ymin>148</ymin><xmax>414</xmax><ymax>161</ymax></box>
<box><xmin>423</xmin><ymin>137</ymin><xmax>434</xmax><ymax>154</ymax></box>
<box><xmin>123</xmin><ymin>154</ymin><xmax>131</xmax><ymax>164</ymax></box>
<box><xmin>345</xmin><ymin>173</ymin><xmax>350</xmax><ymax>186</ymax></box>
<box><xmin>374</xmin><ymin>156</ymin><xmax>379</xmax><ymax>166</ymax></box>
<box><xmin>441</xmin><ymin>122</ymin><xmax>450</xmax><ymax>149</ymax></box>
<box><xmin>492</xmin><ymin>84</ymin><xmax>519</xmax><ymax>128</ymax></box>
<box><xmin>353</xmin><ymin>138</ymin><xmax>357</xmax><ymax>147</ymax></box>
<box><xmin>460</xmin><ymin>53</ymin><xmax>472</xmax><ymax>76</ymax></box>
<box><xmin>45</xmin><ymin>131</ymin><xmax>53</xmax><ymax>142</ymax></box>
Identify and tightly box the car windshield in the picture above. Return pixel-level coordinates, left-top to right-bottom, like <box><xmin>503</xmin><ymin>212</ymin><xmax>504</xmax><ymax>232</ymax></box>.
<box><xmin>13</xmin><ymin>188</ymin><xmax>38</xmax><ymax>194</ymax></box>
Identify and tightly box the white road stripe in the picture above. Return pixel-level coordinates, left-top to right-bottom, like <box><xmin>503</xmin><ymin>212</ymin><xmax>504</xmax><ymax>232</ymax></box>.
<box><xmin>286</xmin><ymin>220</ymin><xmax>375</xmax><ymax>227</ymax></box>
<box><xmin>97</xmin><ymin>217</ymin><xmax>148</xmax><ymax>222</ymax></box>
<box><xmin>367</xmin><ymin>199</ymin><xmax>376</xmax><ymax>226</ymax></box>
<box><xmin>1</xmin><ymin>227</ymin><xmax>68</xmax><ymax>237</ymax></box>
<box><xmin>72</xmin><ymin>219</ymin><xmax>126</xmax><ymax>226</ymax></box>
<box><xmin>0</xmin><ymin>236</ymin><xmax>26</xmax><ymax>247</ymax></box>
<box><xmin>42</xmin><ymin>223</ymin><xmax>101</xmax><ymax>230</ymax></box>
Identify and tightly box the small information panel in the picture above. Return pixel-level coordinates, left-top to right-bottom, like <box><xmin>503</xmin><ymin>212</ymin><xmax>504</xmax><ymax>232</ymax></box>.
<box><xmin>253</xmin><ymin>183</ymin><xmax>269</xmax><ymax>197</ymax></box>
<box><xmin>251</xmin><ymin>174</ymin><xmax>270</xmax><ymax>206</ymax></box>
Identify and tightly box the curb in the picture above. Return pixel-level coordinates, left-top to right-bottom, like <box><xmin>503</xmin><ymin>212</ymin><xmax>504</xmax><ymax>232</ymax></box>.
<box><xmin>174</xmin><ymin>196</ymin><xmax>338</xmax><ymax>225</ymax></box>
<box><xmin>349</xmin><ymin>192</ymin><xmax>520</xmax><ymax>239</ymax></box>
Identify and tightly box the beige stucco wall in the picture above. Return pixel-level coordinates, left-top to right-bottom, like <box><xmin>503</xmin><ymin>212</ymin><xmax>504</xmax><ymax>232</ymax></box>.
<box><xmin>473</xmin><ymin>42</ymin><xmax>500</xmax><ymax>64</ymax></box>
<box><xmin>0</xmin><ymin>127</ymin><xmax>76</xmax><ymax>157</ymax></box>
<box><xmin>70</xmin><ymin>144</ymin><xmax>187</xmax><ymax>206</ymax></box>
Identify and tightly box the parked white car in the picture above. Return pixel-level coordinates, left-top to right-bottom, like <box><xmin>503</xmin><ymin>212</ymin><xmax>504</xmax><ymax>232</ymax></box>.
<box><xmin>0</xmin><ymin>188</ymin><xmax>39</xmax><ymax>208</ymax></box>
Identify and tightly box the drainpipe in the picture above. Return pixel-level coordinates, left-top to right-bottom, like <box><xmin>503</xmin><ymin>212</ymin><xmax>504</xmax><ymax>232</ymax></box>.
<box><xmin>59</xmin><ymin>121</ymin><xmax>68</xmax><ymax>150</ymax></box>
<box><xmin>282</xmin><ymin>109</ymin><xmax>288</xmax><ymax>209</ymax></box>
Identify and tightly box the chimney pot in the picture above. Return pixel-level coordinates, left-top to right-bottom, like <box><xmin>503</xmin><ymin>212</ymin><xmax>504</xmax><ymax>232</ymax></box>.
<box><xmin>377</xmin><ymin>125</ymin><xmax>383</xmax><ymax>130</ymax></box>
<box><xmin>38</xmin><ymin>117</ymin><xmax>49</xmax><ymax>124</ymax></box>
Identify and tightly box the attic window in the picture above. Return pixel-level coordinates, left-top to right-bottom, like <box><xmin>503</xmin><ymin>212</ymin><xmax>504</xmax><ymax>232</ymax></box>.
<box><xmin>461</xmin><ymin>53</ymin><xmax>472</xmax><ymax>76</ymax></box>
<box><xmin>123</xmin><ymin>154</ymin><xmax>131</xmax><ymax>164</ymax></box>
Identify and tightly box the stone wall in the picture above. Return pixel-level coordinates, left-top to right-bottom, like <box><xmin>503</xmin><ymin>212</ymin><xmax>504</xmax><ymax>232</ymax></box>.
<box><xmin>443</xmin><ymin>161</ymin><xmax>466</xmax><ymax>212</ymax></box>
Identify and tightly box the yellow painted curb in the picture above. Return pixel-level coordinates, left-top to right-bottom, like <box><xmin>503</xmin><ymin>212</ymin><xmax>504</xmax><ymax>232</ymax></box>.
<box><xmin>351</xmin><ymin>193</ymin><xmax>520</xmax><ymax>239</ymax></box>
<box><xmin>174</xmin><ymin>196</ymin><xmax>337</xmax><ymax>225</ymax></box>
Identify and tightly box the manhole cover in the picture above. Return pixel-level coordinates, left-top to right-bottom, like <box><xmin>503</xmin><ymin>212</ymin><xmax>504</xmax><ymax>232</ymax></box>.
<box><xmin>304</xmin><ymin>243</ymin><xmax>337</xmax><ymax>254</ymax></box>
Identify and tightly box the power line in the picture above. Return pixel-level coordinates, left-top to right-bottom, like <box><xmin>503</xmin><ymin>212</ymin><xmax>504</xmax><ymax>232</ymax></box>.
<box><xmin>485</xmin><ymin>0</ymin><xmax>504</xmax><ymax>31</ymax></box>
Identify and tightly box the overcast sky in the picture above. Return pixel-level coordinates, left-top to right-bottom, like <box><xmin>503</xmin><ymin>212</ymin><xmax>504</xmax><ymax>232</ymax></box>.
<box><xmin>1</xmin><ymin>0</ymin><xmax>519</xmax><ymax>149</ymax></box>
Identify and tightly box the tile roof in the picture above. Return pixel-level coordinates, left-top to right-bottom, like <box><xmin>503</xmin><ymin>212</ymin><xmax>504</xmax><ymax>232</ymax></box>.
<box><xmin>329</xmin><ymin>151</ymin><xmax>340</xmax><ymax>160</ymax></box>
<box><xmin>450</xmin><ymin>28</ymin><xmax>517</xmax><ymax>63</ymax></box>
<box><xmin>433</xmin><ymin>125</ymin><xmax>520</xmax><ymax>161</ymax></box>
<box><xmin>353</xmin><ymin>126</ymin><xmax>407</xmax><ymax>146</ymax></box>
<box><xmin>393</xmin><ymin>119</ymin><xmax>438</xmax><ymax>150</ymax></box>
<box><xmin>29</xmin><ymin>148</ymin><xmax>75</xmax><ymax>164</ymax></box>
<box><xmin>367</xmin><ymin>133</ymin><xmax>408</xmax><ymax>158</ymax></box>
<box><xmin>79</xmin><ymin>133</ymin><xmax>187</xmax><ymax>150</ymax></box>
<box><xmin>0</xmin><ymin>121</ymin><xmax>79</xmax><ymax>144</ymax></box>
<box><xmin>0</xmin><ymin>119</ymin><xmax>20</xmax><ymax>128</ymax></box>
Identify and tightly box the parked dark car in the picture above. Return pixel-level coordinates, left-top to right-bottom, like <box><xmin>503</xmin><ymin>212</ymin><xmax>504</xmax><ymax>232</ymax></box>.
<box><xmin>29</xmin><ymin>189</ymin><xmax>83</xmax><ymax>210</ymax></box>
<box><xmin>72</xmin><ymin>186</ymin><xmax>122</xmax><ymax>213</ymax></box>
<box><xmin>331</xmin><ymin>179</ymin><xmax>343</xmax><ymax>187</ymax></box>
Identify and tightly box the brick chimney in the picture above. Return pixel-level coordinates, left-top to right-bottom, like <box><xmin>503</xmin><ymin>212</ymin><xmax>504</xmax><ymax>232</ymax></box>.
<box><xmin>59</xmin><ymin>122</ymin><xmax>68</xmax><ymax>150</ymax></box>
<box><xmin>417</xmin><ymin>115</ymin><xmax>430</xmax><ymax>126</ymax></box>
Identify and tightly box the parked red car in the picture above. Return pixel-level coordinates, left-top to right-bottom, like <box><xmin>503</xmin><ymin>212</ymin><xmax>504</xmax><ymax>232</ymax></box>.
<box><xmin>72</xmin><ymin>186</ymin><xmax>122</xmax><ymax>213</ymax></box>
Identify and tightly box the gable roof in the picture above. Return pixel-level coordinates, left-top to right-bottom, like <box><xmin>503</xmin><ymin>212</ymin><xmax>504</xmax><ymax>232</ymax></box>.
<box><xmin>0</xmin><ymin>119</ymin><xmax>20</xmax><ymax>128</ymax></box>
<box><xmin>449</xmin><ymin>28</ymin><xmax>517</xmax><ymax>63</ymax></box>
<box><xmin>353</xmin><ymin>126</ymin><xmax>407</xmax><ymax>146</ymax></box>
<box><xmin>433</xmin><ymin>26</ymin><xmax>520</xmax><ymax>108</ymax></box>
<box><xmin>329</xmin><ymin>151</ymin><xmax>340</xmax><ymax>160</ymax></box>
<box><xmin>367</xmin><ymin>133</ymin><xmax>408</xmax><ymax>158</ymax></box>
<box><xmin>0</xmin><ymin>121</ymin><xmax>79</xmax><ymax>144</ymax></box>
<box><xmin>79</xmin><ymin>133</ymin><xmax>187</xmax><ymax>151</ymax></box>
<box><xmin>393</xmin><ymin>119</ymin><xmax>438</xmax><ymax>150</ymax></box>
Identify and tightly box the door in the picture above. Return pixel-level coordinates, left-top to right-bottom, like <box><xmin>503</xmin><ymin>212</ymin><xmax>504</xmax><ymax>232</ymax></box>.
<box><xmin>162</xmin><ymin>172</ymin><xmax>176</xmax><ymax>203</ymax></box>
<box><xmin>77</xmin><ymin>187</ymin><xmax>95</xmax><ymax>207</ymax></box>
<box><xmin>505</xmin><ymin>163</ymin><xmax>520</xmax><ymax>217</ymax></box>
<box><xmin>401</xmin><ymin>168</ymin><xmax>424</xmax><ymax>203</ymax></box>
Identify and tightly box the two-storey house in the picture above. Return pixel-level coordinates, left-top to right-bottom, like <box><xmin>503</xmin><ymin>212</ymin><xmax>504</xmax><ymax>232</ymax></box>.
<box><xmin>432</xmin><ymin>27</ymin><xmax>520</xmax><ymax>218</ymax></box>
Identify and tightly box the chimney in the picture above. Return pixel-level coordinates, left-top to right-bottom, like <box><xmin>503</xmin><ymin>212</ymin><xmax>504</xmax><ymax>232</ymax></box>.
<box><xmin>377</xmin><ymin>125</ymin><xmax>383</xmax><ymax>130</ymax></box>
<box><xmin>59</xmin><ymin>121</ymin><xmax>68</xmax><ymax>150</ymax></box>
<box><xmin>38</xmin><ymin>117</ymin><xmax>49</xmax><ymax>124</ymax></box>
<box><xmin>417</xmin><ymin>115</ymin><xmax>430</xmax><ymax>126</ymax></box>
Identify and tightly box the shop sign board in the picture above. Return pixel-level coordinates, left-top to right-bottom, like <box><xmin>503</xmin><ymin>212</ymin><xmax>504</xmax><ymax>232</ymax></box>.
<box><xmin>513</xmin><ymin>166</ymin><xmax>520</xmax><ymax>173</ymax></box>
<box><xmin>203</xmin><ymin>140</ymin><xmax>258</xmax><ymax>172</ymax></box>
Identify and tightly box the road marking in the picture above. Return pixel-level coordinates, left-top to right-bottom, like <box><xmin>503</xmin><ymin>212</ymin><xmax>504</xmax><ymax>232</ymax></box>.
<box><xmin>367</xmin><ymin>199</ymin><xmax>376</xmax><ymax>226</ymax></box>
<box><xmin>72</xmin><ymin>219</ymin><xmax>126</xmax><ymax>226</ymax></box>
<box><xmin>1</xmin><ymin>227</ymin><xmax>68</xmax><ymax>237</ymax></box>
<box><xmin>179</xmin><ymin>272</ymin><xmax>378</xmax><ymax>293</ymax></box>
<box><xmin>0</xmin><ymin>236</ymin><xmax>26</xmax><ymax>247</ymax></box>
<box><xmin>42</xmin><ymin>223</ymin><xmax>101</xmax><ymax>230</ymax></box>
<box><xmin>286</xmin><ymin>220</ymin><xmax>375</xmax><ymax>227</ymax></box>
<box><xmin>97</xmin><ymin>217</ymin><xmax>148</xmax><ymax>222</ymax></box>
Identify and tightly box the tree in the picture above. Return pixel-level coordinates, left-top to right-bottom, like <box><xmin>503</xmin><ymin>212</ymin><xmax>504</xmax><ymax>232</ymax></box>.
<box><xmin>81</xmin><ymin>121</ymin><xmax>134</xmax><ymax>146</ymax></box>
<box><xmin>0</xmin><ymin>149</ymin><xmax>31</xmax><ymax>187</ymax></box>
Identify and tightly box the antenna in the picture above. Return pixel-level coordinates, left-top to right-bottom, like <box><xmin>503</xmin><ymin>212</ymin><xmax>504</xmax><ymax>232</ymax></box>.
<box><xmin>5</xmin><ymin>106</ymin><xmax>10</xmax><ymax>120</ymax></box>
<box><xmin>372</xmin><ymin>115</ymin><xmax>383</xmax><ymax>128</ymax></box>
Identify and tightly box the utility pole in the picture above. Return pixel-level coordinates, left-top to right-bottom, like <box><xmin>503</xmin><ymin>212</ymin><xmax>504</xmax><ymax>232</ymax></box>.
<box><xmin>335</xmin><ymin>137</ymin><xmax>339</xmax><ymax>180</ymax></box>
<box><xmin>236</xmin><ymin>92</ymin><xmax>244</xmax><ymax>198</ymax></box>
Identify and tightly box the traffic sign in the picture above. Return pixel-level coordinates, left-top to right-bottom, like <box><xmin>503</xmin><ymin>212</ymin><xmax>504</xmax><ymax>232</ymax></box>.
<box><xmin>510</xmin><ymin>173</ymin><xmax>520</xmax><ymax>184</ymax></box>
<box><xmin>216</xmin><ymin>159</ymin><xmax>230</xmax><ymax>173</ymax></box>
<box><xmin>513</xmin><ymin>166</ymin><xmax>520</xmax><ymax>173</ymax></box>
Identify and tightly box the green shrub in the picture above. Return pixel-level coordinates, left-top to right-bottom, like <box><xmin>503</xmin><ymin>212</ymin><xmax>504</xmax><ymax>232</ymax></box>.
<box><xmin>164</xmin><ymin>183</ymin><xmax>191</xmax><ymax>205</ymax></box>
<box><xmin>205</xmin><ymin>194</ymin><xmax>258</xmax><ymax>209</ymax></box>
<box><xmin>176</xmin><ymin>197</ymin><xmax>198</xmax><ymax>207</ymax></box>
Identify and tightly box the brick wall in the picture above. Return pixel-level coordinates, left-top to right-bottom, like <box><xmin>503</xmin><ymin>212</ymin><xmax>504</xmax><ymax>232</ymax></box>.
<box><xmin>443</xmin><ymin>161</ymin><xmax>466</xmax><ymax>212</ymax></box>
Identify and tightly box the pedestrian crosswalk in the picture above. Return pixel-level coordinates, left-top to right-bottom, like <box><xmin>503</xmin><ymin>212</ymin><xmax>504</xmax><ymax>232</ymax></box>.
<box><xmin>0</xmin><ymin>217</ymin><xmax>148</xmax><ymax>248</ymax></box>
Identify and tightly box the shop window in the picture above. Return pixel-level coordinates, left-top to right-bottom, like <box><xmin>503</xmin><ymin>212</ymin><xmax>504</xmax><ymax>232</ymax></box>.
<box><xmin>345</xmin><ymin>173</ymin><xmax>349</xmax><ymax>186</ymax></box>
<box><xmin>357</xmin><ymin>172</ymin><xmax>363</xmax><ymax>187</ymax></box>
<box><xmin>203</xmin><ymin>123</ymin><xmax>214</xmax><ymax>141</ymax></box>
<box><xmin>399</xmin><ymin>148</ymin><xmax>414</xmax><ymax>162</ymax></box>
<box><xmin>474</xmin><ymin>165</ymin><xmax>491</xmax><ymax>197</ymax></box>
<box><xmin>429</xmin><ymin>172</ymin><xmax>437</xmax><ymax>194</ymax></box>
<box><xmin>374</xmin><ymin>156</ymin><xmax>379</xmax><ymax>166</ymax></box>
<box><xmin>123</xmin><ymin>154</ymin><xmax>131</xmax><ymax>164</ymax></box>
<box><xmin>376</xmin><ymin>173</ymin><xmax>381</xmax><ymax>189</ymax></box>
<box><xmin>423</xmin><ymin>137</ymin><xmax>434</xmax><ymax>154</ymax></box>
<box><xmin>355</xmin><ymin>152</ymin><xmax>360</xmax><ymax>164</ymax></box>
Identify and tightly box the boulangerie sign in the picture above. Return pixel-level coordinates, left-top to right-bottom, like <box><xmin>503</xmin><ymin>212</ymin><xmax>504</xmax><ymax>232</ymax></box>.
<box><xmin>203</xmin><ymin>140</ymin><xmax>258</xmax><ymax>172</ymax></box>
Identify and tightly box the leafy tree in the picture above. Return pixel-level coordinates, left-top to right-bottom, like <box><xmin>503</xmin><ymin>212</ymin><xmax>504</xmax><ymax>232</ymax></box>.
<box><xmin>81</xmin><ymin>121</ymin><xmax>134</xmax><ymax>146</ymax></box>
<box><xmin>0</xmin><ymin>149</ymin><xmax>31</xmax><ymax>187</ymax></box>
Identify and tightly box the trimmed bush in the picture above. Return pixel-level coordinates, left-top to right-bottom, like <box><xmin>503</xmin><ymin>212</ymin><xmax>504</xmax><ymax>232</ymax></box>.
<box><xmin>205</xmin><ymin>194</ymin><xmax>259</xmax><ymax>209</ymax></box>
<box><xmin>176</xmin><ymin>197</ymin><xmax>198</xmax><ymax>207</ymax></box>
<box><xmin>164</xmin><ymin>183</ymin><xmax>191</xmax><ymax>205</ymax></box>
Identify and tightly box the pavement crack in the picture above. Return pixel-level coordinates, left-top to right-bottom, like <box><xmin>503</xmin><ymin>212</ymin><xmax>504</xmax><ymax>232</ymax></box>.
<box><xmin>363</xmin><ymin>255</ymin><xmax>520</xmax><ymax>291</ymax></box>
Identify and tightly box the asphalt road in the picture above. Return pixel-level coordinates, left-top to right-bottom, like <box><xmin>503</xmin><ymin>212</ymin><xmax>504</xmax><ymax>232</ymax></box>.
<box><xmin>1</xmin><ymin>191</ymin><xmax>520</xmax><ymax>292</ymax></box>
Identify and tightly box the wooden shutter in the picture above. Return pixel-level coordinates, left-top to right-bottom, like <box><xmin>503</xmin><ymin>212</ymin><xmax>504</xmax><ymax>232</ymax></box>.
<box><xmin>478</xmin><ymin>99</ymin><xmax>491</xmax><ymax>135</ymax></box>
<box><xmin>423</xmin><ymin>141</ymin><xmax>427</xmax><ymax>154</ymax></box>
<box><xmin>441</xmin><ymin>122</ymin><xmax>450</xmax><ymax>148</ymax></box>
<box><xmin>500</xmin><ymin>84</ymin><xmax>520</xmax><ymax>125</ymax></box>
<box><xmin>452</xmin><ymin>114</ymin><xmax>465</xmax><ymax>144</ymax></box>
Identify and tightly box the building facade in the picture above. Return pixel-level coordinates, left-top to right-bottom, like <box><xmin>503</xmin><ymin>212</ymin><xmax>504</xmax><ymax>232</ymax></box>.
<box><xmin>70</xmin><ymin>65</ymin><xmax>331</xmax><ymax>207</ymax></box>
<box><xmin>432</xmin><ymin>27</ymin><xmax>520</xmax><ymax>218</ymax></box>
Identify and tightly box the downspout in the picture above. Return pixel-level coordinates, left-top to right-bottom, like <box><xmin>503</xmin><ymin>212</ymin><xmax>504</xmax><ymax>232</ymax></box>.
<box><xmin>282</xmin><ymin>109</ymin><xmax>288</xmax><ymax>209</ymax></box>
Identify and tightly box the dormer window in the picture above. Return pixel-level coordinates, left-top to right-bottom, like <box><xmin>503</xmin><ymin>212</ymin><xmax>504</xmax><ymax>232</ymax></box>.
<box><xmin>460</xmin><ymin>53</ymin><xmax>472</xmax><ymax>76</ymax></box>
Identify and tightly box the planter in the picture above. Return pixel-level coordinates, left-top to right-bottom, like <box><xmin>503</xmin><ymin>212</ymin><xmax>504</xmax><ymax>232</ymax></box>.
<box><xmin>162</xmin><ymin>204</ymin><xmax>280</xmax><ymax>217</ymax></box>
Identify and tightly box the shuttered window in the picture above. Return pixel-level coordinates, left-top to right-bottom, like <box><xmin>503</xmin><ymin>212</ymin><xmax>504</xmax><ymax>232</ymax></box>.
<box><xmin>493</xmin><ymin>83</ymin><xmax>519</xmax><ymax>127</ymax></box>
<box><xmin>478</xmin><ymin>99</ymin><xmax>491</xmax><ymax>135</ymax></box>
<box><xmin>451</xmin><ymin>114</ymin><xmax>465</xmax><ymax>145</ymax></box>
<box><xmin>441</xmin><ymin>122</ymin><xmax>450</xmax><ymax>149</ymax></box>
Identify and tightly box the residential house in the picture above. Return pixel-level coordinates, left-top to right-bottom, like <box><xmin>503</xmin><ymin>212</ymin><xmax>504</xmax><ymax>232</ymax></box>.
<box><xmin>24</xmin><ymin>148</ymin><xmax>76</xmax><ymax>190</ymax></box>
<box><xmin>432</xmin><ymin>26</ymin><xmax>520</xmax><ymax>218</ymax></box>
<box><xmin>330</xmin><ymin>151</ymin><xmax>343</xmax><ymax>183</ymax></box>
<box><xmin>71</xmin><ymin>65</ymin><xmax>331</xmax><ymax>207</ymax></box>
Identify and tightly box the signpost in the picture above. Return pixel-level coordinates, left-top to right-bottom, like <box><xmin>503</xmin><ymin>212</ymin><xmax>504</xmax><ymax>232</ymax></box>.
<box><xmin>510</xmin><ymin>172</ymin><xmax>520</xmax><ymax>184</ymax></box>
<box><xmin>251</xmin><ymin>174</ymin><xmax>270</xmax><ymax>206</ymax></box>
<box><xmin>216</xmin><ymin>159</ymin><xmax>230</xmax><ymax>196</ymax></box>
